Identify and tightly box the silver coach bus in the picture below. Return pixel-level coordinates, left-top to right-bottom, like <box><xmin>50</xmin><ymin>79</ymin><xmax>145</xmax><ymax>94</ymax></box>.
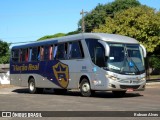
<box><xmin>10</xmin><ymin>33</ymin><xmax>146</xmax><ymax>97</ymax></box>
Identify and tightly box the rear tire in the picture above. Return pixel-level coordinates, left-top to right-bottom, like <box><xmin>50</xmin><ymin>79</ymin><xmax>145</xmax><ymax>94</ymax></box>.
<box><xmin>112</xmin><ymin>91</ymin><xmax>126</xmax><ymax>97</ymax></box>
<box><xmin>28</xmin><ymin>78</ymin><xmax>43</xmax><ymax>94</ymax></box>
<box><xmin>80</xmin><ymin>78</ymin><xmax>94</xmax><ymax>97</ymax></box>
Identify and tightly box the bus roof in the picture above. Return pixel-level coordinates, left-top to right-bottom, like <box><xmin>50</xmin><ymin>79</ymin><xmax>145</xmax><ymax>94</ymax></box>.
<box><xmin>12</xmin><ymin>33</ymin><xmax>139</xmax><ymax>49</ymax></box>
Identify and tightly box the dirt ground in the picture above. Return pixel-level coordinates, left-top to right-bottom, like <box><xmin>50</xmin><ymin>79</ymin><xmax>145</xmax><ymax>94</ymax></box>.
<box><xmin>0</xmin><ymin>84</ymin><xmax>15</xmax><ymax>89</ymax></box>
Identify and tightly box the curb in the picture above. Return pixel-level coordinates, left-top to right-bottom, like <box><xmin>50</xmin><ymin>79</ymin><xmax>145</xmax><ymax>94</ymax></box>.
<box><xmin>146</xmin><ymin>79</ymin><xmax>160</xmax><ymax>86</ymax></box>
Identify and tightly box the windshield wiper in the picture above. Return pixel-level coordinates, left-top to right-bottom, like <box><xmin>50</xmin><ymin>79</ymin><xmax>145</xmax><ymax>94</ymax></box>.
<box><xmin>123</xmin><ymin>47</ymin><xmax>140</xmax><ymax>74</ymax></box>
<box><xmin>128</xmin><ymin>57</ymin><xmax>140</xmax><ymax>74</ymax></box>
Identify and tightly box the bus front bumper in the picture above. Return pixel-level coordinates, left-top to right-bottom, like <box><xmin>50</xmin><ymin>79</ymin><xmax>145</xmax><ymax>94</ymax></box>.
<box><xmin>108</xmin><ymin>79</ymin><xmax>146</xmax><ymax>91</ymax></box>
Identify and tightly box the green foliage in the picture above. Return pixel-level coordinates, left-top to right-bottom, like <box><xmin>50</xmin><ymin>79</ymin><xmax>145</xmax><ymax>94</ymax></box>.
<box><xmin>78</xmin><ymin>0</ymin><xmax>141</xmax><ymax>32</ymax></box>
<box><xmin>93</xmin><ymin>6</ymin><xmax>160</xmax><ymax>53</ymax></box>
<box><xmin>38</xmin><ymin>33</ymin><xmax>66</xmax><ymax>41</ymax></box>
<box><xmin>0</xmin><ymin>40</ymin><xmax>10</xmax><ymax>64</ymax></box>
<box><xmin>105</xmin><ymin>0</ymin><xmax>141</xmax><ymax>13</ymax></box>
<box><xmin>149</xmin><ymin>56</ymin><xmax>160</xmax><ymax>69</ymax></box>
<box><xmin>66</xmin><ymin>30</ymin><xmax>80</xmax><ymax>36</ymax></box>
<box><xmin>38</xmin><ymin>30</ymin><xmax>81</xmax><ymax>41</ymax></box>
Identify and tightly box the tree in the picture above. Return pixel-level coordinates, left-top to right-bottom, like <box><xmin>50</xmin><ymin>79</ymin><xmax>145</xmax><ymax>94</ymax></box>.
<box><xmin>0</xmin><ymin>40</ymin><xmax>10</xmax><ymax>64</ymax></box>
<box><xmin>93</xmin><ymin>6</ymin><xmax>160</xmax><ymax>53</ymax></box>
<box><xmin>78</xmin><ymin>0</ymin><xmax>141</xmax><ymax>32</ymax></box>
<box><xmin>66</xmin><ymin>30</ymin><xmax>80</xmax><ymax>36</ymax></box>
<box><xmin>38</xmin><ymin>33</ymin><xmax>66</xmax><ymax>41</ymax></box>
<box><xmin>149</xmin><ymin>56</ymin><xmax>160</xmax><ymax>70</ymax></box>
<box><xmin>38</xmin><ymin>30</ymin><xmax>81</xmax><ymax>41</ymax></box>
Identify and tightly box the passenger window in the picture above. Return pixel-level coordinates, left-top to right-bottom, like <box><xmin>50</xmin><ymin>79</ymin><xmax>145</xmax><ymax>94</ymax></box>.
<box><xmin>53</xmin><ymin>45</ymin><xmax>57</xmax><ymax>59</ymax></box>
<box><xmin>42</xmin><ymin>45</ymin><xmax>53</xmax><ymax>61</ymax></box>
<box><xmin>85</xmin><ymin>39</ymin><xmax>105</xmax><ymax>67</ymax></box>
<box><xmin>29</xmin><ymin>48</ymin><xmax>32</xmax><ymax>62</ymax></box>
<box><xmin>55</xmin><ymin>43</ymin><xmax>67</xmax><ymax>60</ymax></box>
<box><xmin>31</xmin><ymin>47</ymin><xmax>38</xmax><ymax>61</ymax></box>
<box><xmin>44</xmin><ymin>46</ymin><xmax>49</xmax><ymax>61</ymax></box>
<box><xmin>21</xmin><ymin>49</ymin><xmax>28</xmax><ymax>62</ymax></box>
<box><xmin>49</xmin><ymin>45</ymin><xmax>53</xmax><ymax>60</ymax></box>
<box><xmin>95</xmin><ymin>46</ymin><xmax>105</xmax><ymax>67</ymax></box>
<box><xmin>11</xmin><ymin>49</ymin><xmax>19</xmax><ymax>62</ymax></box>
<box><xmin>40</xmin><ymin>47</ymin><xmax>44</xmax><ymax>61</ymax></box>
<box><xmin>69</xmin><ymin>41</ymin><xmax>83</xmax><ymax>59</ymax></box>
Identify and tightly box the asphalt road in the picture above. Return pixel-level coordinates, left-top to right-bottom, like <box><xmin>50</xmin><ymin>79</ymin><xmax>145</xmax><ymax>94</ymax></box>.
<box><xmin>0</xmin><ymin>84</ymin><xmax>160</xmax><ymax>120</ymax></box>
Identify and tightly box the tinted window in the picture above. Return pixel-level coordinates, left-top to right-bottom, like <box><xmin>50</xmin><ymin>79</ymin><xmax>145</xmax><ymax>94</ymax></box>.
<box><xmin>11</xmin><ymin>49</ymin><xmax>19</xmax><ymax>62</ymax></box>
<box><xmin>56</xmin><ymin>43</ymin><xmax>67</xmax><ymax>60</ymax></box>
<box><xmin>31</xmin><ymin>47</ymin><xmax>39</xmax><ymax>61</ymax></box>
<box><xmin>21</xmin><ymin>49</ymin><xmax>28</xmax><ymax>62</ymax></box>
<box><xmin>85</xmin><ymin>39</ymin><xmax>105</xmax><ymax>67</ymax></box>
<box><xmin>49</xmin><ymin>46</ymin><xmax>53</xmax><ymax>60</ymax></box>
<box><xmin>44</xmin><ymin>46</ymin><xmax>49</xmax><ymax>61</ymax></box>
<box><xmin>40</xmin><ymin>47</ymin><xmax>44</xmax><ymax>61</ymax></box>
<box><xmin>69</xmin><ymin>41</ymin><xmax>83</xmax><ymax>59</ymax></box>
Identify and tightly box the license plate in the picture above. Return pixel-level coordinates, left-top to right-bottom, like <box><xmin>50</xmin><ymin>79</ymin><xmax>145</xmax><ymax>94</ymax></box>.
<box><xmin>127</xmin><ymin>88</ymin><xmax>133</xmax><ymax>92</ymax></box>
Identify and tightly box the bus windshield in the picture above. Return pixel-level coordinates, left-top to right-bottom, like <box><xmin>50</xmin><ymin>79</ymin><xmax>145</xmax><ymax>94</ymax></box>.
<box><xmin>107</xmin><ymin>43</ymin><xmax>145</xmax><ymax>75</ymax></box>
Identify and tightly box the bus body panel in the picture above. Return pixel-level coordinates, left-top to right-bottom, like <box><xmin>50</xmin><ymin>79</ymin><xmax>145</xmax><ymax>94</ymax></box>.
<box><xmin>10</xmin><ymin>33</ymin><xmax>146</xmax><ymax>92</ymax></box>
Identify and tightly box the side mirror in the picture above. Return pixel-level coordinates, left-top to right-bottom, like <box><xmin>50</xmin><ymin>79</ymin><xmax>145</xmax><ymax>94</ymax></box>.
<box><xmin>98</xmin><ymin>40</ymin><xmax>110</xmax><ymax>57</ymax></box>
<box><xmin>140</xmin><ymin>44</ymin><xmax>147</xmax><ymax>58</ymax></box>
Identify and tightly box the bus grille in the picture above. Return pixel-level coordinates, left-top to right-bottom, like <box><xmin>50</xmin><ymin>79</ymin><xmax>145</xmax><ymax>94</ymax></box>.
<box><xmin>120</xmin><ymin>85</ymin><xmax>140</xmax><ymax>89</ymax></box>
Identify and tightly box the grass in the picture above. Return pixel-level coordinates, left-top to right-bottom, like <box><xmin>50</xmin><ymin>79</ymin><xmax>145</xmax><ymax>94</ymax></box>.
<box><xmin>149</xmin><ymin>75</ymin><xmax>160</xmax><ymax>79</ymax></box>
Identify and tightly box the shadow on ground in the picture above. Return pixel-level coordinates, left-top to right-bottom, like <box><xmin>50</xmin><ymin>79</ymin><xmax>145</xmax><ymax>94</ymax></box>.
<box><xmin>12</xmin><ymin>88</ymin><xmax>143</xmax><ymax>98</ymax></box>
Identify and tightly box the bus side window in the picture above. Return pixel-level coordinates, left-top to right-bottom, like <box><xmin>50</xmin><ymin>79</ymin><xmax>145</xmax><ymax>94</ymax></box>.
<box><xmin>21</xmin><ymin>49</ymin><xmax>28</xmax><ymax>62</ymax></box>
<box><xmin>69</xmin><ymin>41</ymin><xmax>83</xmax><ymax>59</ymax></box>
<box><xmin>31</xmin><ymin>47</ymin><xmax>38</xmax><ymax>61</ymax></box>
<box><xmin>53</xmin><ymin>45</ymin><xmax>57</xmax><ymax>59</ymax></box>
<box><xmin>85</xmin><ymin>39</ymin><xmax>105</xmax><ymax>67</ymax></box>
<box><xmin>95</xmin><ymin>46</ymin><xmax>105</xmax><ymax>67</ymax></box>
<box><xmin>29</xmin><ymin>48</ymin><xmax>32</xmax><ymax>62</ymax></box>
<box><xmin>56</xmin><ymin>43</ymin><xmax>66</xmax><ymax>60</ymax></box>
<box><xmin>37</xmin><ymin>47</ymin><xmax>40</xmax><ymax>61</ymax></box>
<box><xmin>11</xmin><ymin>49</ymin><xmax>19</xmax><ymax>62</ymax></box>
<box><xmin>19</xmin><ymin>49</ymin><xmax>22</xmax><ymax>62</ymax></box>
<box><xmin>40</xmin><ymin>47</ymin><xmax>44</xmax><ymax>61</ymax></box>
<box><xmin>25</xmin><ymin>48</ymin><xmax>29</xmax><ymax>62</ymax></box>
<box><xmin>44</xmin><ymin>46</ymin><xmax>49</xmax><ymax>61</ymax></box>
<box><xmin>49</xmin><ymin>45</ymin><xmax>53</xmax><ymax>60</ymax></box>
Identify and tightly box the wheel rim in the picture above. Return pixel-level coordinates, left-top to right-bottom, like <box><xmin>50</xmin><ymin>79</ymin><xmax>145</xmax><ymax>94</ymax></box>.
<box><xmin>29</xmin><ymin>82</ymin><xmax>34</xmax><ymax>91</ymax></box>
<box><xmin>82</xmin><ymin>83</ymin><xmax>90</xmax><ymax>92</ymax></box>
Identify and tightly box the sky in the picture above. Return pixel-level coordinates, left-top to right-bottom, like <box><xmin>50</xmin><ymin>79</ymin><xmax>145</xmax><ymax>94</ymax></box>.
<box><xmin>0</xmin><ymin>0</ymin><xmax>160</xmax><ymax>45</ymax></box>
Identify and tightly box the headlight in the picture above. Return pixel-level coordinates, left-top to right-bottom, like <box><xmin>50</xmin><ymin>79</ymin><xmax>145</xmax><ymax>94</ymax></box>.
<box><xmin>141</xmin><ymin>77</ymin><xmax>146</xmax><ymax>81</ymax></box>
<box><xmin>106</xmin><ymin>75</ymin><xmax>117</xmax><ymax>80</ymax></box>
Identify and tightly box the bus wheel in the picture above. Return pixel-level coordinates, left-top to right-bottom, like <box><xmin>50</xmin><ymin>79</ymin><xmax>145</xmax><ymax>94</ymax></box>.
<box><xmin>28</xmin><ymin>78</ymin><xmax>43</xmax><ymax>94</ymax></box>
<box><xmin>112</xmin><ymin>91</ymin><xmax>126</xmax><ymax>97</ymax></box>
<box><xmin>80</xmin><ymin>78</ymin><xmax>93</xmax><ymax>97</ymax></box>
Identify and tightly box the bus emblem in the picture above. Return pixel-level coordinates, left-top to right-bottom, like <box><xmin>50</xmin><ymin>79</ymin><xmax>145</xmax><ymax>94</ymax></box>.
<box><xmin>52</xmin><ymin>62</ymin><xmax>69</xmax><ymax>88</ymax></box>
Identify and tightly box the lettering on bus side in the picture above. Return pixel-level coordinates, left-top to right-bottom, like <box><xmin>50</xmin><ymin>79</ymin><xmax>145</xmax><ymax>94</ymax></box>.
<box><xmin>28</xmin><ymin>64</ymin><xmax>39</xmax><ymax>70</ymax></box>
<box><xmin>12</xmin><ymin>63</ymin><xmax>39</xmax><ymax>72</ymax></box>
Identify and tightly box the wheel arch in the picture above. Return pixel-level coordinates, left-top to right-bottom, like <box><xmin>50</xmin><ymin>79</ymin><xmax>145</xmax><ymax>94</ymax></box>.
<box><xmin>79</xmin><ymin>74</ymin><xmax>91</xmax><ymax>87</ymax></box>
<box><xmin>28</xmin><ymin>75</ymin><xmax>35</xmax><ymax>83</ymax></box>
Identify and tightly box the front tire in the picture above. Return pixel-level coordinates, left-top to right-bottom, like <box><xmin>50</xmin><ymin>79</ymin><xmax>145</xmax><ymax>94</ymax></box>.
<box><xmin>80</xmin><ymin>78</ymin><xmax>93</xmax><ymax>97</ymax></box>
<box><xmin>28</xmin><ymin>78</ymin><xmax>43</xmax><ymax>94</ymax></box>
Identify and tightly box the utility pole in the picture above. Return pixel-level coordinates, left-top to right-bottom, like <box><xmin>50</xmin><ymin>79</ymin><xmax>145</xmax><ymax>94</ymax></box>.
<box><xmin>80</xmin><ymin>9</ymin><xmax>87</xmax><ymax>33</ymax></box>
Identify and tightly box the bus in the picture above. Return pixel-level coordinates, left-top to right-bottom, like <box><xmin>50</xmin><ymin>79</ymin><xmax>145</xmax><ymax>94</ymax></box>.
<box><xmin>10</xmin><ymin>33</ymin><xmax>147</xmax><ymax>97</ymax></box>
